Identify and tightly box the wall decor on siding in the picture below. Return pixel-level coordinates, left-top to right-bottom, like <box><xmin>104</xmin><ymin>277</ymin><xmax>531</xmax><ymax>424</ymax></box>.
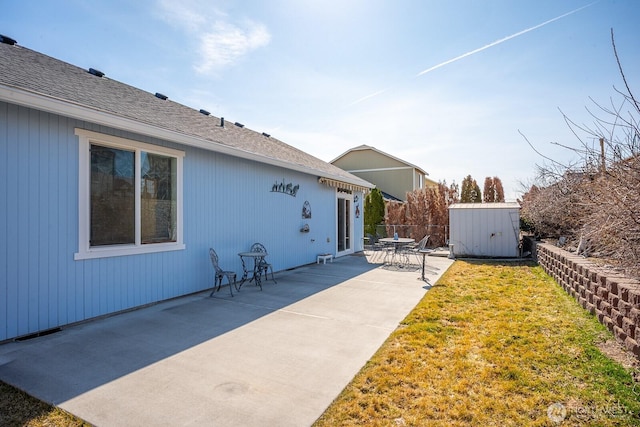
<box><xmin>271</xmin><ymin>179</ymin><xmax>299</xmax><ymax>197</ymax></box>
<box><xmin>302</xmin><ymin>201</ymin><xmax>312</xmax><ymax>218</ymax></box>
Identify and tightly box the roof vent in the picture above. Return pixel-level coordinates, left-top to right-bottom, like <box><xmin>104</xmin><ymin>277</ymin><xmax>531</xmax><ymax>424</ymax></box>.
<box><xmin>88</xmin><ymin>68</ymin><xmax>104</xmax><ymax>77</ymax></box>
<box><xmin>199</xmin><ymin>109</ymin><xmax>210</xmax><ymax>116</ymax></box>
<box><xmin>220</xmin><ymin>117</ymin><xmax>225</xmax><ymax>127</ymax></box>
<box><xmin>155</xmin><ymin>93</ymin><xmax>168</xmax><ymax>100</ymax></box>
<box><xmin>0</xmin><ymin>34</ymin><xmax>17</xmax><ymax>45</ymax></box>
<box><xmin>234</xmin><ymin>122</ymin><xmax>244</xmax><ymax>128</ymax></box>
<box><xmin>262</xmin><ymin>132</ymin><xmax>270</xmax><ymax>138</ymax></box>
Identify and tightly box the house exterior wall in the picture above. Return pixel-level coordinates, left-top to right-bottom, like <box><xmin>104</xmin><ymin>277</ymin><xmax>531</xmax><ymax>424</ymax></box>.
<box><xmin>333</xmin><ymin>149</ymin><xmax>405</xmax><ymax>170</ymax></box>
<box><xmin>331</xmin><ymin>149</ymin><xmax>420</xmax><ymax>201</ymax></box>
<box><xmin>346</xmin><ymin>169</ymin><xmax>412</xmax><ymax>201</ymax></box>
<box><xmin>0</xmin><ymin>101</ymin><xmax>362</xmax><ymax>341</ymax></box>
<box><xmin>448</xmin><ymin>203</ymin><xmax>520</xmax><ymax>258</ymax></box>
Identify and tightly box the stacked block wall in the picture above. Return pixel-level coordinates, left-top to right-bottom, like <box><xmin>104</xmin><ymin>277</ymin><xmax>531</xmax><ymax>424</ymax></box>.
<box><xmin>535</xmin><ymin>242</ymin><xmax>640</xmax><ymax>358</ymax></box>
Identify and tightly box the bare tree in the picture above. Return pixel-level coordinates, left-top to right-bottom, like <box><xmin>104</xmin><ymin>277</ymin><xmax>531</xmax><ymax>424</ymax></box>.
<box><xmin>385</xmin><ymin>182</ymin><xmax>458</xmax><ymax>247</ymax></box>
<box><xmin>521</xmin><ymin>29</ymin><xmax>640</xmax><ymax>277</ymax></box>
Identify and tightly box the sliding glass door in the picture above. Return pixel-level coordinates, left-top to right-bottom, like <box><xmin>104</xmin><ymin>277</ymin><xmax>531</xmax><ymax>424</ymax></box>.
<box><xmin>337</xmin><ymin>195</ymin><xmax>353</xmax><ymax>255</ymax></box>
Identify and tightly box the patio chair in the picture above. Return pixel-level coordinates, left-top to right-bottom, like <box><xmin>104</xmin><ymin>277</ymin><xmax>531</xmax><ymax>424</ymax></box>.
<box><xmin>365</xmin><ymin>233</ymin><xmax>377</xmax><ymax>255</ymax></box>
<box><xmin>366</xmin><ymin>233</ymin><xmax>392</xmax><ymax>262</ymax></box>
<box><xmin>209</xmin><ymin>248</ymin><xmax>237</xmax><ymax>297</ymax></box>
<box><xmin>250</xmin><ymin>242</ymin><xmax>277</xmax><ymax>284</ymax></box>
<box><xmin>402</xmin><ymin>235</ymin><xmax>431</xmax><ymax>265</ymax></box>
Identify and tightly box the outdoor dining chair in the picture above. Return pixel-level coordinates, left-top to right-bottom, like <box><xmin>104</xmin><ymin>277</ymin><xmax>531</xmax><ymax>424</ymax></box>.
<box><xmin>366</xmin><ymin>233</ymin><xmax>393</xmax><ymax>262</ymax></box>
<box><xmin>209</xmin><ymin>248</ymin><xmax>237</xmax><ymax>297</ymax></box>
<box><xmin>250</xmin><ymin>242</ymin><xmax>277</xmax><ymax>284</ymax></box>
<box><xmin>402</xmin><ymin>235</ymin><xmax>431</xmax><ymax>265</ymax></box>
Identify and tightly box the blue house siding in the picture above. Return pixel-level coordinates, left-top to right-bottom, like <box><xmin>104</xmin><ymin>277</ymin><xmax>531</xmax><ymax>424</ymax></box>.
<box><xmin>0</xmin><ymin>101</ymin><xmax>361</xmax><ymax>341</ymax></box>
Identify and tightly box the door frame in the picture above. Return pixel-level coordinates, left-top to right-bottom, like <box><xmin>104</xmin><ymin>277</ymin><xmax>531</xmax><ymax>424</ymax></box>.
<box><xmin>336</xmin><ymin>190</ymin><xmax>354</xmax><ymax>257</ymax></box>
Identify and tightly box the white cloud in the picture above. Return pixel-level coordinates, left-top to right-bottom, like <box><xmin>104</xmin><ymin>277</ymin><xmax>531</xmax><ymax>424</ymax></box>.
<box><xmin>195</xmin><ymin>20</ymin><xmax>271</xmax><ymax>74</ymax></box>
<box><xmin>155</xmin><ymin>0</ymin><xmax>271</xmax><ymax>73</ymax></box>
<box><xmin>156</xmin><ymin>0</ymin><xmax>208</xmax><ymax>32</ymax></box>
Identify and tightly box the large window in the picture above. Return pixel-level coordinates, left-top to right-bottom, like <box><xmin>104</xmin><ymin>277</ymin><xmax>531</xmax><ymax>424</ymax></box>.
<box><xmin>75</xmin><ymin>129</ymin><xmax>184</xmax><ymax>260</ymax></box>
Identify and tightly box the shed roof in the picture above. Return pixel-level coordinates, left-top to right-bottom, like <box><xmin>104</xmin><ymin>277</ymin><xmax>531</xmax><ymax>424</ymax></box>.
<box><xmin>0</xmin><ymin>39</ymin><xmax>372</xmax><ymax>191</ymax></box>
<box><xmin>449</xmin><ymin>202</ymin><xmax>521</xmax><ymax>210</ymax></box>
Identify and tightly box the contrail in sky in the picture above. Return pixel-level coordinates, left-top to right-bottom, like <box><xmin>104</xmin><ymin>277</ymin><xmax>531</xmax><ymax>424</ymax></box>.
<box><xmin>349</xmin><ymin>2</ymin><xmax>596</xmax><ymax>106</ymax></box>
<box><xmin>416</xmin><ymin>2</ymin><xmax>596</xmax><ymax>76</ymax></box>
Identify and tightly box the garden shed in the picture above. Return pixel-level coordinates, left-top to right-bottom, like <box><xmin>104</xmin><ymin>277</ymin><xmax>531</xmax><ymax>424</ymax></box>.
<box><xmin>448</xmin><ymin>202</ymin><xmax>521</xmax><ymax>258</ymax></box>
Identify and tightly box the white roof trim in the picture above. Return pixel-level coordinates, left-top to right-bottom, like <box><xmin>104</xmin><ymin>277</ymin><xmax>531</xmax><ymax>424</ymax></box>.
<box><xmin>449</xmin><ymin>202</ymin><xmax>521</xmax><ymax>209</ymax></box>
<box><xmin>0</xmin><ymin>84</ymin><xmax>371</xmax><ymax>188</ymax></box>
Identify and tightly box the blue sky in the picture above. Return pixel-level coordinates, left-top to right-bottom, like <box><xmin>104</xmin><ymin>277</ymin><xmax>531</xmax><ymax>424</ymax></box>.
<box><xmin>3</xmin><ymin>0</ymin><xmax>639</xmax><ymax>200</ymax></box>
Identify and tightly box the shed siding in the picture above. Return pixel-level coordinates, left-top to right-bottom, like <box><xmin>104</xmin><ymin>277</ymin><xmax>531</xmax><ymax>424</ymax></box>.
<box><xmin>449</xmin><ymin>205</ymin><xmax>520</xmax><ymax>258</ymax></box>
<box><xmin>0</xmin><ymin>102</ymin><xmax>354</xmax><ymax>341</ymax></box>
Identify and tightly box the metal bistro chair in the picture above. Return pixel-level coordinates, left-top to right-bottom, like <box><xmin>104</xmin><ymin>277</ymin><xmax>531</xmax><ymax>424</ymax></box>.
<box><xmin>209</xmin><ymin>248</ymin><xmax>237</xmax><ymax>297</ymax></box>
<box><xmin>403</xmin><ymin>235</ymin><xmax>431</xmax><ymax>266</ymax></box>
<box><xmin>366</xmin><ymin>233</ymin><xmax>392</xmax><ymax>263</ymax></box>
<box><xmin>250</xmin><ymin>243</ymin><xmax>277</xmax><ymax>284</ymax></box>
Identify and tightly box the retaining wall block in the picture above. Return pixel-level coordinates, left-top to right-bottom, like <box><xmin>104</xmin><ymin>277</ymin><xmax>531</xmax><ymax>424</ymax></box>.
<box><xmin>622</xmin><ymin>318</ymin><xmax>636</xmax><ymax>340</ymax></box>
<box><xmin>598</xmin><ymin>299</ymin><xmax>611</xmax><ymax>316</ymax></box>
<box><xmin>624</xmin><ymin>337</ymin><xmax>640</xmax><ymax>357</ymax></box>
<box><xmin>613</xmin><ymin>325</ymin><xmax>627</xmax><ymax>343</ymax></box>
<box><xmin>597</xmin><ymin>272</ymin><xmax>608</xmax><ymax>289</ymax></box>
<box><xmin>618</xmin><ymin>300</ymin><xmax>633</xmax><ymax>317</ymax></box>
<box><xmin>605</xmin><ymin>277</ymin><xmax>620</xmax><ymax>295</ymax></box>
<box><xmin>579</xmin><ymin>297</ymin><xmax>587</xmax><ymax>310</ymax></box>
<box><xmin>601</xmin><ymin>315</ymin><xmax>614</xmax><ymax>332</ymax></box>
<box><xmin>608</xmin><ymin>294</ymin><xmax>620</xmax><ymax>310</ymax></box>
<box><xmin>620</xmin><ymin>284</ymin><xmax>640</xmax><ymax>305</ymax></box>
<box><xmin>597</xmin><ymin>287</ymin><xmax>609</xmax><ymax>300</ymax></box>
<box><xmin>611</xmin><ymin>308</ymin><xmax>624</xmax><ymax>328</ymax></box>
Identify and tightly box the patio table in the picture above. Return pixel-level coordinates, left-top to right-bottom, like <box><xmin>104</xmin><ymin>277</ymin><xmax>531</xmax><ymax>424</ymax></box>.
<box><xmin>379</xmin><ymin>237</ymin><xmax>414</xmax><ymax>267</ymax></box>
<box><xmin>238</xmin><ymin>251</ymin><xmax>267</xmax><ymax>291</ymax></box>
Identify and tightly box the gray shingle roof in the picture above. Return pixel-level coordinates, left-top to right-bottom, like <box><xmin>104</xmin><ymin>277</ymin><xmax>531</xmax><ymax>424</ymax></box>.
<box><xmin>0</xmin><ymin>40</ymin><xmax>372</xmax><ymax>190</ymax></box>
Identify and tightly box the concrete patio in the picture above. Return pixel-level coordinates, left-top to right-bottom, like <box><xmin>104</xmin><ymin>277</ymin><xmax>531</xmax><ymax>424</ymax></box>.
<box><xmin>0</xmin><ymin>252</ymin><xmax>453</xmax><ymax>426</ymax></box>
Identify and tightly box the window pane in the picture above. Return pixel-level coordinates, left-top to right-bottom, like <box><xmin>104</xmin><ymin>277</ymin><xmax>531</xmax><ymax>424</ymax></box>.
<box><xmin>90</xmin><ymin>145</ymin><xmax>135</xmax><ymax>246</ymax></box>
<box><xmin>141</xmin><ymin>152</ymin><xmax>177</xmax><ymax>244</ymax></box>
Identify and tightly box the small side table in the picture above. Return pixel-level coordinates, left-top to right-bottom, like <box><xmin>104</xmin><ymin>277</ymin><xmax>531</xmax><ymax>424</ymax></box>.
<box><xmin>317</xmin><ymin>254</ymin><xmax>333</xmax><ymax>264</ymax></box>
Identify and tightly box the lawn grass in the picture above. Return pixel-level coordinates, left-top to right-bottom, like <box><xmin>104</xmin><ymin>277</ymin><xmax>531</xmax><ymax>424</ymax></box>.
<box><xmin>0</xmin><ymin>381</ymin><xmax>89</xmax><ymax>427</ymax></box>
<box><xmin>314</xmin><ymin>260</ymin><xmax>640</xmax><ymax>426</ymax></box>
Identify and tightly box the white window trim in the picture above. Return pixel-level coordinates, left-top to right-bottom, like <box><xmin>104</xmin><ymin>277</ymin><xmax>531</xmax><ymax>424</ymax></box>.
<box><xmin>74</xmin><ymin>129</ymin><xmax>185</xmax><ymax>260</ymax></box>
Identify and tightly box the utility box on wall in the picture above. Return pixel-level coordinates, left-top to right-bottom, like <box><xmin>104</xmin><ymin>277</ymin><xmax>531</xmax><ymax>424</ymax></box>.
<box><xmin>448</xmin><ymin>202</ymin><xmax>521</xmax><ymax>258</ymax></box>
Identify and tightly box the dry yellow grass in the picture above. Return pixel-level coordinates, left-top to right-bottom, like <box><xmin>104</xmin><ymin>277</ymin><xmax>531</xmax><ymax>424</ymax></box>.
<box><xmin>314</xmin><ymin>261</ymin><xmax>640</xmax><ymax>427</ymax></box>
<box><xmin>0</xmin><ymin>381</ymin><xmax>89</xmax><ymax>427</ymax></box>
